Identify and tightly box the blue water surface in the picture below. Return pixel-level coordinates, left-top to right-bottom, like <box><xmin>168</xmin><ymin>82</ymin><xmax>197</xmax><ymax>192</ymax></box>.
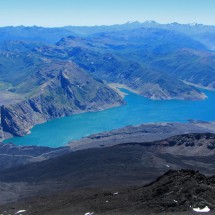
<box><xmin>4</xmin><ymin>89</ymin><xmax>215</xmax><ymax>147</ymax></box>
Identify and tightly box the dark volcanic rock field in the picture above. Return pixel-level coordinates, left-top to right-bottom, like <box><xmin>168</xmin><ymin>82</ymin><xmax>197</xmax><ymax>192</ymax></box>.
<box><xmin>0</xmin><ymin>170</ymin><xmax>214</xmax><ymax>215</ymax></box>
<box><xmin>0</xmin><ymin>133</ymin><xmax>214</xmax><ymax>209</ymax></box>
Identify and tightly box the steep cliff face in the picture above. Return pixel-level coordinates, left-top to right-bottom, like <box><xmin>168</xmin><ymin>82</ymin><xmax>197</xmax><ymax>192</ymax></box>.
<box><xmin>0</xmin><ymin>61</ymin><xmax>123</xmax><ymax>139</ymax></box>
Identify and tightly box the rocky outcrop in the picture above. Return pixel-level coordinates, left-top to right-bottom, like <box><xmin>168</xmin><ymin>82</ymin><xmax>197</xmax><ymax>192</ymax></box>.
<box><xmin>0</xmin><ymin>62</ymin><xmax>123</xmax><ymax>139</ymax></box>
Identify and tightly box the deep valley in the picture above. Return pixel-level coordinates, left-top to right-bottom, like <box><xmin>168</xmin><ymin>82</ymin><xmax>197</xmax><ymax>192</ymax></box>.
<box><xmin>1</xmin><ymin>21</ymin><xmax>215</xmax><ymax>141</ymax></box>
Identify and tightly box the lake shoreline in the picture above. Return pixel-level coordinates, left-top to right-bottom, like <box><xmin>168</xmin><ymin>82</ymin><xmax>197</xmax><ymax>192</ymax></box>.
<box><xmin>69</xmin><ymin>121</ymin><xmax>215</xmax><ymax>151</ymax></box>
<box><xmin>4</xmin><ymin>89</ymin><xmax>215</xmax><ymax>147</ymax></box>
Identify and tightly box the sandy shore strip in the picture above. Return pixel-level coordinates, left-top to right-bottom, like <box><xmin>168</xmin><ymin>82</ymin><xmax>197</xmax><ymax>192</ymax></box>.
<box><xmin>108</xmin><ymin>83</ymin><xmax>140</xmax><ymax>98</ymax></box>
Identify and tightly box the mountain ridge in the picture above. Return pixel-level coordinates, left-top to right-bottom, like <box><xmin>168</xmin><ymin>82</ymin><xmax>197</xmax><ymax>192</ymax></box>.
<box><xmin>0</xmin><ymin>59</ymin><xmax>123</xmax><ymax>140</ymax></box>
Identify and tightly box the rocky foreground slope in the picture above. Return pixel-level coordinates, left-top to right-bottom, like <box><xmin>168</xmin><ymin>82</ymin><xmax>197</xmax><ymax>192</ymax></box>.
<box><xmin>0</xmin><ymin>131</ymin><xmax>214</xmax><ymax>207</ymax></box>
<box><xmin>0</xmin><ymin>169</ymin><xmax>214</xmax><ymax>215</ymax></box>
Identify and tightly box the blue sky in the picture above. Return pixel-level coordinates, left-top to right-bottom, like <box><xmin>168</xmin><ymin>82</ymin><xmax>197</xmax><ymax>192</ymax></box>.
<box><xmin>0</xmin><ymin>0</ymin><xmax>214</xmax><ymax>27</ymax></box>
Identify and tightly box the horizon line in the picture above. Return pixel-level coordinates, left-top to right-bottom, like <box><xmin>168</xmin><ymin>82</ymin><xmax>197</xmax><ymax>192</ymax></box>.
<box><xmin>0</xmin><ymin>20</ymin><xmax>214</xmax><ymax>28</ymax></box>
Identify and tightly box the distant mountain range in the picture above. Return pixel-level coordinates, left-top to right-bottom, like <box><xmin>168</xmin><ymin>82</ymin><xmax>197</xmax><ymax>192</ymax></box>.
<box><xmin>1</xmin><ymin>21</ymin><xmax>215</xmax><ymax>49</ymax></box>
<box><xmin>0</xmin><ymin>21</ymin><xmax>215</xmax><ymax>139</ymax></box>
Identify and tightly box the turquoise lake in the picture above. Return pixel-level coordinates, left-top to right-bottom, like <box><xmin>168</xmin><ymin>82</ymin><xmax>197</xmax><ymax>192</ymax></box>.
<box><xmin>4</xmin><ymin>89</ymin><xmax>215</xmax><ymax>147</ymax></box>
